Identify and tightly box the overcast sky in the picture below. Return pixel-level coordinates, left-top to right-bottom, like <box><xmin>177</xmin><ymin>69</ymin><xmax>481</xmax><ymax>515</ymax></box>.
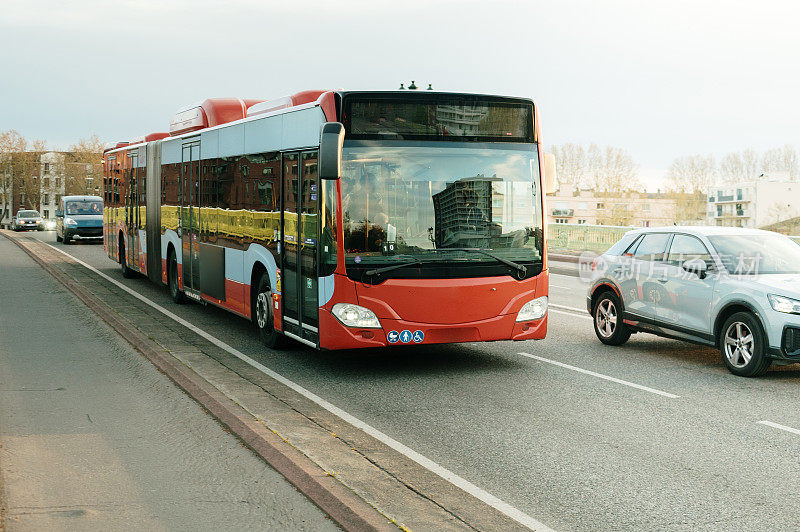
<box><xmin>2</xmin><ymin>0</ymin><xmax>799</xmax><ymax>188</ymax></box>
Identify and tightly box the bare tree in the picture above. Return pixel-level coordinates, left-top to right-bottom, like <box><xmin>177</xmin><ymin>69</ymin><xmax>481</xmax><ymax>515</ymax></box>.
<box><xmin>0</xmin><ymin>130</ymin><xmax>47</xmax><ymax>221</ymax></box>
<box><xmin>550</xmin><ymin>143</ymin><xmax>640</xmax><ymax>193</ymax></box>
<box><xmin>63</xmin><ymin>134</ymin><xmax>104</xmax><ymax>196</ymax></box>
<box><xmin>591</xmin><ymin>145</ymin><xmax>640</xmax><ymax>193</ymax></box>
<box><xmin>551</xmin><ymin>143</ymin><xmax>588</xmax><ymax>191</ymax></box>
<box><xmin>719</xmin><ymin>148</ymin><xmax>760</xmax><ymax>183</ymax></box>
<box><xmin>665</xmin><ymin>154</ymin><xmax>717</xmax><ymax>193</ymax></box>
<box><xmin>761</xmin><ymin>144</ymin><xmax>799</xmax><ymax>180</ymax></box>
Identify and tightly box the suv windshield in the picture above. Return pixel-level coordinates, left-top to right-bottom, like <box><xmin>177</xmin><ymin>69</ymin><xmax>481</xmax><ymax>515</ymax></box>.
<box><xmin>66</xmin><ymin>200</ymin><xmax>102</xmax><ymax>215</ymax></box>
<box><xmin>18</xmin><ymin>211</ymin><xmax>39</xmax><ymax>218</ymax></box>
<box><xmin>341</xmin><ymin>141</ymin><xmax>543</xmax><ymax>281</ymax></box>
<box><xmin>709</xmin><ymin>233</ymin><xmax>800</xmax><ymax>274</ymax></box>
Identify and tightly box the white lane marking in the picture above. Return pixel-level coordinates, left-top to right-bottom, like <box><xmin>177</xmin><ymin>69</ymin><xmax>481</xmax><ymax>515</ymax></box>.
<box><xmin>549</xmin><ymin>309</ymin><xmax>592</xmax><ymax>321</ymax></box>
<box><xmin>45</xmin><ymin>243</ymin><xmax>553</xmax><ymax>532</ymax></box>
<box><xmin>550</xmin><ymin>303</ymin><xmax>591</xmax><ymax>315</ymax></box>
<box><xmin>550</xmin><ymin>273</ymin><xmax>581</xmax><ymax>281</ymax></box>
<box><xmin>758</xmin><ymin>420</ymin><xmax>800</xmax><ymax>436</ymax></box>
<box><xmin>518</xmin><ymin>352</ymin><xmax>679</xmax><ymax>399</ymax></box>
<box><xmin>549</xmin><ymin>284</ymin><xmax>572</xmax><ymax>290</ymax></box>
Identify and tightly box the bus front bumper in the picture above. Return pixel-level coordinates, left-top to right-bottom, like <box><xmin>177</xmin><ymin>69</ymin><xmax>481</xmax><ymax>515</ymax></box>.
<box><xmin>318</xmin><ymin>309</ymin><xmax>548</xmax><ymax>350</ymax></box>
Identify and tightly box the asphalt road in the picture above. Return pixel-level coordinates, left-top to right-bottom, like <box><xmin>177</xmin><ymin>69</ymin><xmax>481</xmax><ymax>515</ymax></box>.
<box><xmin>0</xmin><ymin>234</ymin><xmax>339</xmax><ymax>531</ymax></box>
<box><xmin>24</xmin><ymin>231</ymin><xmax>800</xmax><ymax>531</ymax></box>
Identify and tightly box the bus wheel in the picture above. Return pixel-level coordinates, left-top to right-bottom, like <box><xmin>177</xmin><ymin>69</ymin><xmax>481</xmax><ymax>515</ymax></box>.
<box><xmin>120</xmin><ymin>241</ymin><xmax>135</xmax><ymax>279</ymax></box>
<box><xmin>167</xmin><ymin>249</ymin><xmax>186</xmax><ymax>304</ymax></box>
<box><xmin>254</xmin><ymin>272</ymin><xmax>284</xmax><ymax>349</ymax></box>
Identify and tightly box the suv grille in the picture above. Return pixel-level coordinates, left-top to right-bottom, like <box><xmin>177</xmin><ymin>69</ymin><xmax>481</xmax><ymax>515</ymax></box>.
<box><xmin>783</xmin><ymin>327</ymin><xmax>800</xmax><ymax>357</ymax></box>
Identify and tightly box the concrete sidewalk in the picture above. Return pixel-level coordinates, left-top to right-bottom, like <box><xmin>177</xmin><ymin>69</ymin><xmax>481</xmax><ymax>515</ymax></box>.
<box><xmin>0</xmin><ymin>235</ymin><xmax>339</xmax><ymax>530</ymax></box>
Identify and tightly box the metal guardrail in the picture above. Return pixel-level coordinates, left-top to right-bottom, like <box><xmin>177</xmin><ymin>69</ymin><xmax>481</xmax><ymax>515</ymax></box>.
<box><xmin>548</xmin><ymin>223</ymin><xmax>633</xmax><ymax>253</ymax></box>
<box><xmin>548</xmin><ymin>224</ymin><xmax>800</xmax><ymax>252</ymax></box>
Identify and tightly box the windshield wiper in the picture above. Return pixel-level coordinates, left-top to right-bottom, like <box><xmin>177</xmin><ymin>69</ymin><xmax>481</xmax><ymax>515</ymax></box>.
<box><xmin>364</xmin><ymin>257</ymin><xmax>424</xmax><ymax>276</ymax></box>
<box><xmin>428</xmin><ymin>248</ymin><xmax>527</xmax><ymax>274</ymax></box>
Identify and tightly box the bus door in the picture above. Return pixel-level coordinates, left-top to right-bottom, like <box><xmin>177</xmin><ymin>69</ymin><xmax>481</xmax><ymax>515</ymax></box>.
<box><xmin>180</xmin><ymin>140</ymin><xmax>201</xmax><ymax>297</ymax></box>
<box><xmin>126</xmin><ymin>150</ymin><xmax>138</xmax><ymax>270</ymax></box>
<box><xmin>281</xmin><ymin>150</ymin><xmax>320</xmax><ymax>346</ymax></box>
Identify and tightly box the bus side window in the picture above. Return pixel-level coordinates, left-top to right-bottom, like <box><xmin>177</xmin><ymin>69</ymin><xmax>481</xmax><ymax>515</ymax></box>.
<box><xmin>320</xmin><ymin>177</ymin><xmax>338</xmax><ymax>276</ymax></box>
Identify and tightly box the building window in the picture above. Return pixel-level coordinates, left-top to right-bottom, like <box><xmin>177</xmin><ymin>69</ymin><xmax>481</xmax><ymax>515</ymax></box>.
<box><xmin>44</xmin><ymin>163</ymin><xmax>50</xmax><ymax>173</ymax></box>
<box><xmin>43</xmin><ymin>209</ymin><xmax>49</xmax><ymax>219</ymax></box>
<box><xmin>642</xmin><ymin>220</ymin><xmax>650</xmax><ymax>227</ymax></box>
<box><xmin>717</xmin><ymin>205</ymin><xmax>723</xmax><ymax>217</ymax></box>
<box><xmin>596</xmin><ymin>202</ymin><xmax>605</xmax><ymax>209</ymax></box>
<box><xmin>555</xmin><ymin>218</ymin><xmax>569</xmax><ymax>224</ymax></box>
<box><xmin>55</xmin><ymin>177</ymin><xmax>61</xmax><ymax>187</ymax></box>
<box><xmin>43</xmin><ymin>177</ymin><xmax>49</xmax><ymax>188</ymax></box>
<box><xmin>43</xmin><ymin>193</ymin><xmax>49</xmax><ymax>204</ymax></box>
<box><xmin>577</xmin><ymin>219</ymin><xmax>587</xmax><ymax>224</ymax></box>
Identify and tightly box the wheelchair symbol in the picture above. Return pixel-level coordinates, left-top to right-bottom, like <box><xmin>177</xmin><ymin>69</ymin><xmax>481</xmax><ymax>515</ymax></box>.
<box><xmin>412</xmin><ymin>330</ymin><xmax>424</xmax><ymax>343</ymax></box>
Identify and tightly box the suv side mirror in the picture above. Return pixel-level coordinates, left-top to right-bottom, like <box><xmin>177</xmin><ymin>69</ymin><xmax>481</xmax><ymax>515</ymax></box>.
<box><xmin>682</xmin><ymin>258</ymin><xmax>709</xmax><ymax>279</ymax></box>
<box><xmin>56</xmin><ymin>211</ymin><xmax>63</xmax><ymax>218</ymax></box>
<box><xmin>319</xmin><ymin>122</ymin><xmax>345</xmax><ymax>180</ymax></box>
<box><xmin>543</xmin><ymin>153</ymin><xmax>558</xmax><ymax>194</ymax></box>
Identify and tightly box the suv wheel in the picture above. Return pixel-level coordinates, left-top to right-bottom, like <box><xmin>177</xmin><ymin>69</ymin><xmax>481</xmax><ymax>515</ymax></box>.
<box><xmin>593</xmin><ymin>291</ymin><xmax>631</xmax><ymax>346</ymax></box>
<box><xmin>720</xmin><ymin>312</ymin><xmax>770</xmax><ymax>377</ymax></box>
<box><xmin>253</xmin><ymin>272</ymin><xmax>284</xmax><ymax>349</ymax></box>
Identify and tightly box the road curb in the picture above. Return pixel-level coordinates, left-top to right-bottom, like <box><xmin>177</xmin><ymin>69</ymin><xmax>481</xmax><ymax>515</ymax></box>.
<box><xmin>0</xmin><ymin>231</ymin><xmax>395</xmax><ymax>532</ymax></box>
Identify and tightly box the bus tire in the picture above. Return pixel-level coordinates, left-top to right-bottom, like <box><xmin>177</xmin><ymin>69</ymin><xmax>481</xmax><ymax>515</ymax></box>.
<box><xmin>120</xmin><ymin>240</ymin><xmax>135</xmax><ymax>279</ymax></box>
<box><xmin>254</xmin><ymin>272</ymin><xmax>284</xmax><ymax>349</ymax></box>
<box><xmin>167</xmin><ymin>248</ymin><xmax>186</xmax><ymax>304</ymax></box>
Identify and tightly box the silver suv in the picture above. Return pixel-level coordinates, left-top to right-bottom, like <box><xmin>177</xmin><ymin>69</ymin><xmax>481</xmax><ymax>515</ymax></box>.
<box><xmin>586</xmin><ymin>227</ymin><xmax>800</xmax><ymax>377</ymax></box>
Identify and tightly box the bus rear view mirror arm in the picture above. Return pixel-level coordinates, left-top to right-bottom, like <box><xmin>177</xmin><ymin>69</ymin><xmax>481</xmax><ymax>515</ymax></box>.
<box><xmin>319</xmin><ymin>122</ymin><xmax>345</xmax><ymax>180</ymax></box>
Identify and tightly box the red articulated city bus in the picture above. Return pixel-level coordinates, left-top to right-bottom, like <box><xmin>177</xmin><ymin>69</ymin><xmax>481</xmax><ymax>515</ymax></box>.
<box><xmin>103</xmin><ymin>90</ymin><xmax>557</xmax><ymax>349</ymax></box>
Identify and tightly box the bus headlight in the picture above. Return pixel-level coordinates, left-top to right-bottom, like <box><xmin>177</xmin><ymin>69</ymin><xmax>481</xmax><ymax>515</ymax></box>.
<box><xmin>516</xmin><ymin>296</ymin><xmax>548</xmax><ymax>322</ymax></box>
<box><xmin>331</xmin><ymin>303</ymin><xmax>381</xmax><ymax>328</ymax></box>
<box><xmin>64</xmin><ymin>217</ymin><xmax>78</xmax><ymax>226</ymax></box>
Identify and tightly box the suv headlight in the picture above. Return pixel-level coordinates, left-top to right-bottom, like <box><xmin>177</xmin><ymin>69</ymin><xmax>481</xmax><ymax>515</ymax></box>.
<box><xmin>331</xmin><ymin>303</ymin><xmax>381</xmax><ymax>328</ymax></box>
<box><xmin>64</xmin><ymin>217</ymin><xmax>78</xmax><ymax>226</ymax></box>
<box><xmin>768</xmin><ymin>294</ymin><xmax>800</xmax><ymax>315</ymax></box>
<box><xmin>516</xmin><ymin>296</ymin><xmax>548</xmax><ymax>322</ymax></box>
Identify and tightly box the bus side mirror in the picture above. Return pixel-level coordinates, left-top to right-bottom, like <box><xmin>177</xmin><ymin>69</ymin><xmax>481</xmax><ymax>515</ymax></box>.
<box><xmin>543</xmin><ymin>153</ymin><xmax>558</xmax><ymax>194</ymax></box>
<box><xmin>319</xmin><ymin>122</ymin><xmax>345</xmax><ymax>180</ymax></box>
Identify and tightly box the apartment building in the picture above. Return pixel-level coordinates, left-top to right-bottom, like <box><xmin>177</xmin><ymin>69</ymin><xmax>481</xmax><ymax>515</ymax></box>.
<box><xmin>706</xmin><ymin>176</ymin><xmax>800</xmax><ymax>228</ymax></box>
<box><xmin>547</xmin><ymin>188</ymin><xmax>684</xmax><ymax>227</ymax></box>
<box><xmin>0</xmin><ymin>151</ymin><xmax>92</xmax><ymax>228</ymax></box>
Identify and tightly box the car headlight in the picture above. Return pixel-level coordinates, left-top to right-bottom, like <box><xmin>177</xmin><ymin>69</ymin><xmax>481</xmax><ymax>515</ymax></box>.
<box><xmin>64</xmin><ymin>217</ymin><xmax>78</xmax><ymax>226</ymax></box>
<box><xmin>516</xmin><ymin>296</ymin><xmax>548</xmax><ymax>322</ymax></box>
<box><xmin>331</xmin><ymin>303</ymin><xmax>381</xmax><ymax>328</ymax></box>
<box><xmin>768</xmin><ymin>294</ymin><xmax>800</xmax><ymax>315</ymax></box>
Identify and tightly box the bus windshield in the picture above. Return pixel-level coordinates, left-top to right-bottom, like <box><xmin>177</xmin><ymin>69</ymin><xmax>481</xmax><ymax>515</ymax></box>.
<box><xmin>341</xmin><ymin>141</ymin><xmax>543</xmax><ymax>280</ymax></box>
<box><xmin>66</xmin><ymin>200</ymin><xmax>102</xmax><ymax>215</ymax></box>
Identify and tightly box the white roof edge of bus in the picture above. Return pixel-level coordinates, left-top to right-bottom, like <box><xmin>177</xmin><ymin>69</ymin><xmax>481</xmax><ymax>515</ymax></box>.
<box><xmin>105</xmin><ymin>100</ymin><xmax>322</xmax><ymax>156</ymax></box>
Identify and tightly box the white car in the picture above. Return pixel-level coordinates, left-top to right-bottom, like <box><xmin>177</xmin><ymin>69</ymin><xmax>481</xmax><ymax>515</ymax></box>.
<box><xmin>587</xmin><ymin>226</ymin><xmax>800</xmax><ymax>377</ymax></box>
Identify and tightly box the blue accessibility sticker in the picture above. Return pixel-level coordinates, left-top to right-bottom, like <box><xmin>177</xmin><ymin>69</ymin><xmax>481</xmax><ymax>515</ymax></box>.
<box><xmin>399</xmin><ymin>330</ymin><xmax>413</xmax><ymax>343</ymax></box>
<box><xmin>412</xmin><ymin>330</ymin><xmax>424</xmax><ymax>343</ymax></box>
<box><xmin>387</xmin><ymin>330</ymin><xmax>400</xmax><ymax>344</ymax></box>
